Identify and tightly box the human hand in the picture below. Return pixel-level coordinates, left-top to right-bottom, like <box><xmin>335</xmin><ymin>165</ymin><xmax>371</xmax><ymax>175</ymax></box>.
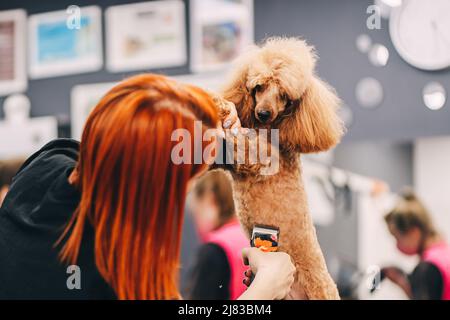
<box><xmin>381</xmin><ymin>266</ymin><xmax>411</xmax><ymax>297</ymax></box>
<box><xmin>221</xmin><ymin>100</ymin><xmax>241</xmax><ymax>131</ymax></box>
<box><xmin>239</xmin><ymin>247</ymin><xmax>295</xmax><ymax>300</ymax></box>
<box><xmin>243</xmin><ymin>258</ymin><xmax>306</xmax><ymax>300</ymax></box>
<box><xmin>212</xmin><ymin>96</ymin><xmax>241</xmax><ymax>137</ymax></box>
<box><xmin>381</xmin><ymin>266</ymin><xmax>406</xmax><ymax>284</ymax></box>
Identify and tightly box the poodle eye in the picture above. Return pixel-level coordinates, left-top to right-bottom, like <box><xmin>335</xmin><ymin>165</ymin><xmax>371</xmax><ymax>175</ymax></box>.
<box><xmin>253</xmin><ymin>84</ymin><xmax>262</xmax><ymax>93</ymax></box>
<box><xmin>282</xmin><ymin>94</ymin><xmax>292</xmax><ymax>107</ymax></box>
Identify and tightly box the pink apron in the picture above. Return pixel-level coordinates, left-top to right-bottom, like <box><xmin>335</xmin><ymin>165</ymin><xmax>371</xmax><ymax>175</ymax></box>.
<box><xmin>206</xmin><ymin>219</ymin><xmax>249</xmax><ymax>300</ymax></box>
<box><xmin>422</xmin><ymin>241</ymin><xmax>450</xmax><ymax>300</ymax></box>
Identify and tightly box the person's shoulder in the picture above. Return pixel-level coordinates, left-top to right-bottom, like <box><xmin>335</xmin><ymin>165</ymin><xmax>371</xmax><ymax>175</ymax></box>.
<box><xmin>9</xmin><ymin>139</ymin><xmax>80</xmax><ymax>192</ymax></box>
<box><xmin>1</xmin><ymin>139</ymin><xmax>81</xmax><ymax>228</ymax></box>
<box><xmin>17</xmin><ymin>139</ymin><xmax>79</xmax><ymax>173</ymax></box>
<box><xmin>413</xmin><ymin>261</ymin><xmax>442</xmax><ymax>280</ymax></box>
<box><xmin>201</xmin><ymin>242</ymin><xmax>226</xmax><ymax>255</ymax></box>
<box><xmin>199</xmin><ymin>242</ymin><xmax>228</xmax><ymax>266</ymax></box>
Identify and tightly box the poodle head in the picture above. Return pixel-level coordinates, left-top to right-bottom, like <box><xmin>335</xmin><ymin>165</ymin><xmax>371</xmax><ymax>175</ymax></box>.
<box><xmin>221</xmin><ymin>37</ymin><xmax>344</xmax><ymax>153</ymax></box>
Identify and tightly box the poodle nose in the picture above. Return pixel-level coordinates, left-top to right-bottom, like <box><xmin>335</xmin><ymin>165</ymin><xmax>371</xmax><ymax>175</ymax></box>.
<box><xmin>257</xmin><ymin>110</ymin><xmax>272</xmax><ymax>123</ymax></box>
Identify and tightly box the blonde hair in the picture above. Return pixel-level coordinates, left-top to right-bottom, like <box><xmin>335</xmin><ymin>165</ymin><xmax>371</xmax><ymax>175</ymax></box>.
<box><xmin>385</xmin><ymin>188</ymin><xmax>437</xmax><ymax>237</ymax></box>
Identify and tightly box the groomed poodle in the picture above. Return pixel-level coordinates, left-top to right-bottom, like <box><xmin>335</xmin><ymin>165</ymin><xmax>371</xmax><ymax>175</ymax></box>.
<box><xmin>215</xmin><ymin>37</ymin><xmax>344</xmax><ymax>299</ymax></box>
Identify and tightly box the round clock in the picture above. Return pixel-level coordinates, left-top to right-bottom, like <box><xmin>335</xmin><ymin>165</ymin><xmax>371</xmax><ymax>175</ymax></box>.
<box><xmin>389</xmin><ymin>0</ymin><xmax>450</xmax><ymax>71</ymax></box>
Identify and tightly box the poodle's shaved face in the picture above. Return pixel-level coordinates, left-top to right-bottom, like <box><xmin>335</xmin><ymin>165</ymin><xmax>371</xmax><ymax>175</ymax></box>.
<box><xmin>251</xmin><ymin>81</ymin><xmax>298</xmax><ymax>125</ymax></box>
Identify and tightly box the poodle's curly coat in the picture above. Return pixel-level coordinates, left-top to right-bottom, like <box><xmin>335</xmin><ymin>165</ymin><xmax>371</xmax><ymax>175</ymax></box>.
<box><xmin>216</xmin><ymin>37</ymin><xmax>344</xmax><ymax>299</ymax></box>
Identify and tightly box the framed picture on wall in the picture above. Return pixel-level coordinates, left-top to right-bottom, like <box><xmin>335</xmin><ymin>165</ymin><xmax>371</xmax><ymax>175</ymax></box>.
<box><xmin>0</xmin><ymin>117</ymin><xmax>58</xmax><ymax>158</ymax></box>
<box><xmin>172</xmin><ymin>71</ymin><xmax>227</xmax><ymax>92</ymax></box>
<box><xmin>28</xmin><ymin>6</ymin><xmax>103</xmax><ymax>79</ymax></box>
<box><xmin>105</xmin><ymin>0</ymin><xmax>186</xmax><ymax>73</ymax></box>
<box><xmin>190</xmin><ymin>0</ymin><xmax>254</xmax><ymax>73</ymax></box>
<box><xmin>71</xmin><ymin>82</ymin><xmax>117</xmax><ymax>140</ymax></box>
<box><xmin>70</xmin><ymin>71</ymin><xmax>227</xmax><ymax>139</ymax></box>
<box><xmin>0</xmin><ymin>9</ymin><xmax>27</xmax><ymax>96</ymax></box>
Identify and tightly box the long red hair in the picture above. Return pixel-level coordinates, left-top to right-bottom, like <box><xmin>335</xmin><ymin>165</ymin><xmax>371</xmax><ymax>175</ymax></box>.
<box><xmin>59</xmin><ymin>74</ymin><xmax>219</xmax><ymax>299</ymax></box>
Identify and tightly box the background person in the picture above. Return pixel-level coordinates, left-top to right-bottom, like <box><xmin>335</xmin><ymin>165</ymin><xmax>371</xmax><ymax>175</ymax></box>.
<box><xmin>382</xmin><ymin>189</ymin><xmax>450</xmax><ymax>300</ymax></box>
<box><xmin>187</xmin><ymin>170</ymin><xmax>249</xmax><ymax>300</ymax></box>
<box><xmin>0</xmin><ymin>74</ymin><xmax>295</xmax><ymax>300</ymax></box>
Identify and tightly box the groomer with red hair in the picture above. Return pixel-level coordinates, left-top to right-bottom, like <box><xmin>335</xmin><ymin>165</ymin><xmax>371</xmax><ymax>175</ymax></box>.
<box><xmin>0</xmin><ymin>74</ymin><xmax>295</xmax><ymax>300</ymax></box>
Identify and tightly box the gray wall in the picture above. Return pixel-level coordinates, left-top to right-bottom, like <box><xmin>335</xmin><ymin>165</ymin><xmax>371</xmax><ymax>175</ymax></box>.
<box><xmin>333</xmin><ymin>141</ymin><xmax>413</xmax><ymax>192</ymax></box>
<box><xmin>254</xmin><ymin>0</ymin><xmax>450</xmax><ymax>142</ymax></box>
<box><xmin>0</xmin><ymin>0</ymin><xmax>190</xmax><ymax>128</ymax></box>
<box><xmin>1</xmin><ymin>0</ymin><xmax>449</xmax><ymax>141</ymax></box>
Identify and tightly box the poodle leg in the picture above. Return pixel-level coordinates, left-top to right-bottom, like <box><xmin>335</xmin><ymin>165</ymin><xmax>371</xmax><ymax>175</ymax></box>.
<box><xmin>232</xmin><ymin>165</ymin><xmax>340</xmax><ymax>300</ymax></box>
<box><xmin>211</xmin><ymin>128</ymin><xmax>279</xmax><ymax>177</ymax></box>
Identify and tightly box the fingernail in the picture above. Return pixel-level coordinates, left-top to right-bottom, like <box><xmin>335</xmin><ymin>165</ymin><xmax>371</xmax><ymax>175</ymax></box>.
<box><xmin>223</xmin><ymin>120</ymin><xmax>231</xmax><ymax>128</ymax></box>
<box><xmin>231</xmin><ymin>128</ymin><xmax>239</xmax><ymax>136</ymax></box>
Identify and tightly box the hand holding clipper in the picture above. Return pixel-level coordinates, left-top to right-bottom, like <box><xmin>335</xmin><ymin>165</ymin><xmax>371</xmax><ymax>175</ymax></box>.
<box><xmin>243</xmin><ymin>225</ymin><xmax>281</xmax><ymax>287</ymax></box>
<box><xmin>240</xmin><ymin>247</ymin><xmax>295</xmax><ymax>300</ymax></box>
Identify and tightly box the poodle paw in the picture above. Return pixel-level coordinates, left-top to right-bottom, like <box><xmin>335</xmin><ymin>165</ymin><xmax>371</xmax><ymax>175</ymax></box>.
<box><xmin>211</xmin><ymin>94</ymin><xmax>233</xmax><ymax>119</ymax></box>
<box><xmin>224</xmin><ymin>129</ymin><xmax>280</xmax><ymax>177</ymax></box>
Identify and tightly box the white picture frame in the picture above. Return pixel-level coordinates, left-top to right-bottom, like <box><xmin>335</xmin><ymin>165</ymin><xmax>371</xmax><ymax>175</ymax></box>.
<box><xmin>71</xmin><ymin>82</ymin><xmax>116</xmax><ymax>140</ymax></box>
<box><xmin>190</xmin><ymin>0</ymin><xmax>254</xmax><ymax>73</ymax></box>
<box><xmin>172</xmin><ymin>71</ymin><xmax>227</xmax><ymax>92</ymax></box>
<box><xmin>0</xmin><ymin>117</ymin><xmax>58</xmax><ymax>159</ymax></box>
<box><xmin>70</xmin><ymin>72</ymin><xmax>227</xmax><ymax>140</ymax></box>
<box><xmin>0</xmin><ymin>9</ymin><xmax>27</xmax><ymax>96</ymax></box>
<box><xmin>106</xmin><ymin>0</ymin><xmax>187</xmax><ymax>73</ymax></box>
<box><xmin>28</xmin><ymin>6</ymin><xmax>103</xmax><ymax>79</ymax></box>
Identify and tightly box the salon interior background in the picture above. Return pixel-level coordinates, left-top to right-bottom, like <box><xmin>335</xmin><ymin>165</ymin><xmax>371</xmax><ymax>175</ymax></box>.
<box><xmin>1</xmin><ymin>0</ymin><xmax>450</xmax><ymax>298</ymax></box>
<box><xmin>1</xmin><ymin>0</ymin><xmax>449</xmax><ymax>141</ymax></box>
<box><xmin>1</xmin><ymin>0</ymin><xmax>449</xmax><ymax>191</ymax></box>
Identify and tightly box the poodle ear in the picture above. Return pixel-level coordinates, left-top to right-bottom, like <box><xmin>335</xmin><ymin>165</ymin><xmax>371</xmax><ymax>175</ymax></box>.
<box><xmin>221</xmin><ymin>71</ymin><xmax>255</xmax><ymax>128</ymax></box>
<box><xmin>279</xmin><ymin>77</ymin><xmax>344</xmax><ymax>153</ymax></box>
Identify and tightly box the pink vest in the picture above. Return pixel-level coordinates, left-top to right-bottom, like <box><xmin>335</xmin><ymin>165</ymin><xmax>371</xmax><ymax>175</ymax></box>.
<box><xmin>422</xmin><ymin>241</ymin><xmax>450</xmax><ymax>300</ymax></box>
<box><xmin>205</xmin><ymin>219</ymin><xmax>249</xmax><ymax>300</ymax></box>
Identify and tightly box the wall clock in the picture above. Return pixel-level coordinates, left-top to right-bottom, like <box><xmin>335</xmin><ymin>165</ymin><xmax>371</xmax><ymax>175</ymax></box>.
<box><xmin>389</xmin><ymin>0</ymin><xmax>450</xmax><ymax>71</ymax></box>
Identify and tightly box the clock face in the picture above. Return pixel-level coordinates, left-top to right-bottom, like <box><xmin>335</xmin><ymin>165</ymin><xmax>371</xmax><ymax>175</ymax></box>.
<box><xmin>389</xmin><ymin>0</ymin><xmax>450</xmax><ymax>71</ymax></box>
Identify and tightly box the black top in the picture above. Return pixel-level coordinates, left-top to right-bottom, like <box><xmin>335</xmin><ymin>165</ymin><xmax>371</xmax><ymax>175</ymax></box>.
<box><xmin>0</xmin><ymin>139</ymin><xmax>115</xmax><ymax>299</ymax></box>
<box><xmin>188</xmin><ymin>243</ymin><xmax>231</xmax><ymax>300</ymax></box>
<box><xmin>409</xmin><ymin>261</ymin><xmax>443</xmax><ymax>300</ymax></box>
